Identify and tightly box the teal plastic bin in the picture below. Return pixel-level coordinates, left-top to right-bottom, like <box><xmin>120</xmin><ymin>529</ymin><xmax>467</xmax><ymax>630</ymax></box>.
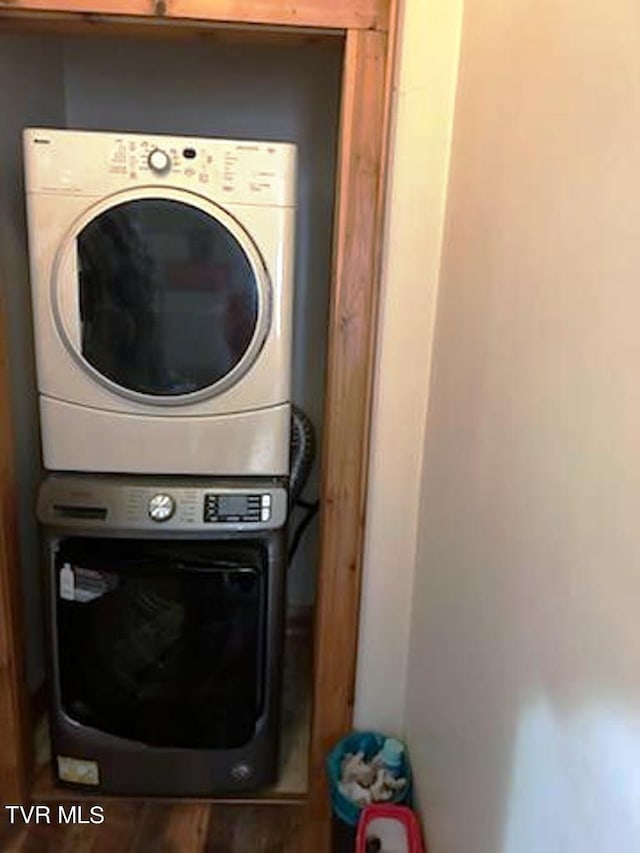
<box><xmin>326</xmin><ymin>731</ymin><xmax>413</xmax><ymax>852</ymax></box>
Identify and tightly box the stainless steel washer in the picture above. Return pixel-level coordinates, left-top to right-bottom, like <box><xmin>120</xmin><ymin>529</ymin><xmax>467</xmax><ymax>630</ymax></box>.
<box><xmin>38</xmin><ymin>473</ymin><xmax>288</xmax><ymax>796</ymax></box>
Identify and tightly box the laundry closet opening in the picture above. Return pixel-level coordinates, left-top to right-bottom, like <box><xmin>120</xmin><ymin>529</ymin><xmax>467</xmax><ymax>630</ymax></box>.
<box><xmin>0</xmin><ymin>26</ymin><xmax>342</xmax><ymax>799</ymax></box>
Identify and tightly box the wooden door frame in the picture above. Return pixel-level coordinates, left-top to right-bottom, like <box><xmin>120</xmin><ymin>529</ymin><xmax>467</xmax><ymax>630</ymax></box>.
<box><xmin>0</xmin><ymin>1</ymin><xmax>399</xmax><ymax>846</ymax></box>
<box><xmin>0</xmin><ymin>291</ymin><xmax>33</xmax><ymax>804</ymax></box>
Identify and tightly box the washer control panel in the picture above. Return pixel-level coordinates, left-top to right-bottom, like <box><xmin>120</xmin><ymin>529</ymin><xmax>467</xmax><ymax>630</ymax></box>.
<box><xmin>37</xmin><ymin>475</ymin><xmax>288</xmax><ymax>532</ymax></box>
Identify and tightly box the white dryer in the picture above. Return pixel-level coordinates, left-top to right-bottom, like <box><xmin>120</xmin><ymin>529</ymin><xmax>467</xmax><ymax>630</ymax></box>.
<box><xmin>24</xmin><ymin>128</ymin><xmax>296</xmax><ymax>476</ymax></box>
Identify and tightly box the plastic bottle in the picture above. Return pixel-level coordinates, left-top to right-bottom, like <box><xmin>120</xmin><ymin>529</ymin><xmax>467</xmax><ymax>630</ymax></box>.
<box><xmin>380</xmin><ymin>738</ymin><xmax>405</xmax><ymax>777</ymax></box>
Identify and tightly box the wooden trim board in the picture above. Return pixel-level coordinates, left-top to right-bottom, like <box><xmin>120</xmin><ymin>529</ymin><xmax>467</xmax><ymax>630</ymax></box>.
<box><xmin>0</xmin><ymin>293</ymin><xmax>32</xmax><ymax>804</ymax></box>
<box><xmin>0</xmin><ymin>0</ymin><xmax>391</xmax><ymax>31</ymax></box>
<box><xmin>313</xmin><ymin>24</ymin><xmax>388</xmax><ymax>758</ymax></box>
<box><xmin>0</xmin><ymin>12</ymin><xmax>342</xmax><ymax>44</ymax></box>
<box><xmin>300</xmin><ymin>22</ymin><xmax>395</xmax><ymax>852</ymax></box>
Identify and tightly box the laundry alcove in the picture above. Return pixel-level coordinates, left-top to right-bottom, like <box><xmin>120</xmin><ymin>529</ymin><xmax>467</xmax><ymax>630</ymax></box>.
<box><xmin>0</xmin><ymin>3</ymin><xmax>394</xmax><ymax>848</ymax></box>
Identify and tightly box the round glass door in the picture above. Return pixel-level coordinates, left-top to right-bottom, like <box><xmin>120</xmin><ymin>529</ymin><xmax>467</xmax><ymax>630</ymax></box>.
<box><xmin>54</xmin><ymin>191</ymin><xmax>271</xmax><ymax>402</ymax></box>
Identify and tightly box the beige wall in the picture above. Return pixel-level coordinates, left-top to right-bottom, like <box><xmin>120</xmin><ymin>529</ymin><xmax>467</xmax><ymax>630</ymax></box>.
<box><xmin>354</xmin><ymin>0</ymin><xmax>463</xmax><ymax>733</ymax></box>
<box><xmin>405</xmin><ymin>1</ymin><xmax>640</xmax><ymax>851</ymax></box>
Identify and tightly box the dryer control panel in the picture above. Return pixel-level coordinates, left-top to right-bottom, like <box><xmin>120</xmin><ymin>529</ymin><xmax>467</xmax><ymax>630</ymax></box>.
<box><xmin>24</xmin><ymin>127</ymin><xmax>297</xmax><ymax>208</ymax></box>
<box><xmin>37</xmin><ymin>474</ymin><xmax>288</xmax><ymax>533</ymax></box>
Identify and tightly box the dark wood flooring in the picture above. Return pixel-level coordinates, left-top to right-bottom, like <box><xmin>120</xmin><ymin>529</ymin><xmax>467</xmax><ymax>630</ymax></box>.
<box><xmin>0</xmin><ymin>802</ymin><xmax>305</xmax><ymax>851</ymax></box>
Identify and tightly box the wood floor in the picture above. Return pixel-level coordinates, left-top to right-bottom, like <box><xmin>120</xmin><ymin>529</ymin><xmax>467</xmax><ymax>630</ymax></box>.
<box><xmin>0</xmin><ymin>802</ymin><xmax>305</xmax><ymax>851</ymax></box>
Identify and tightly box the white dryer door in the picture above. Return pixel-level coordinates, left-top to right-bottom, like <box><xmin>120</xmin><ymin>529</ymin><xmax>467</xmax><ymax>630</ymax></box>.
<box><xmin>53</xmin><ymin>188</ymin><xmax>271</xmax><ymax>404</ymax></box>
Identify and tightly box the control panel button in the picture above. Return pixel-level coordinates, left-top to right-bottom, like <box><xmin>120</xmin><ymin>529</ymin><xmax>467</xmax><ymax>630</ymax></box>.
<box><xmin>204</xmin><ymin>493</ymin><xmax>218</xmax><ymax>523</ymax></box>
<box><xmin>148</xmin><ymin>148</ymin><xmax>171</xmax><ymax>174</ymax></box>
<box><xmin>148</xmin><ymin>493</ymin><xmax>175</xmax><ymax>522</ymax></box>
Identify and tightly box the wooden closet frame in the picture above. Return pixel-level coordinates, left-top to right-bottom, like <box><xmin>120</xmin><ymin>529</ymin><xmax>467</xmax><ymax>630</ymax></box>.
<box><xmin>0</xmin><ymin>1</ymin><xmax>398</xmax><ymax>848</ymax></box>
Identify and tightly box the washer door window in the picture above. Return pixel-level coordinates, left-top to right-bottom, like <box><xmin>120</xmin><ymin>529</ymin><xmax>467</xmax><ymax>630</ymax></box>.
<box><xmin>55</xmin><ymin>538</ymin><xmax>266</xmax><ymax>749</ymax></box>
<box><xmin>54</xmin><ymin>190</ymin><xmax>271</xmax><ymax>403</ymax></box>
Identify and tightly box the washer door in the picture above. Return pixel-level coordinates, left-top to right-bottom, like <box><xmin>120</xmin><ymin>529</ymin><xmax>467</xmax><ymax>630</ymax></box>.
<box><xmin>55</xmin><ymin>537</ymin><xmax>266</xmax><ymax>749</ymax></box>
<box><xmin>53</xmin><ymin>188</ymin><xmax>271</xmax><ymax>404</ymax></box>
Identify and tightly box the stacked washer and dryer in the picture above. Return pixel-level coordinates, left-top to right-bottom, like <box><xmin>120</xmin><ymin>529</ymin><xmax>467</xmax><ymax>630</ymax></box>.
<box><xmin>24</xmin><ymin>128</ymin><xmax>297</xmax><ymax>795</ymax></box>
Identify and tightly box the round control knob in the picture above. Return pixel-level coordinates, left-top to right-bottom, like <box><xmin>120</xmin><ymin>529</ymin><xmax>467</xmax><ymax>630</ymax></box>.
<box><xmin>148</xmin><ymin>148</ymin><xmax>171</xmax><ymax>174</ymax></box>
<box><xmin>148</xmin><ymin>493</ymin><xmax>175</xmax><ymax>522</ymax></box>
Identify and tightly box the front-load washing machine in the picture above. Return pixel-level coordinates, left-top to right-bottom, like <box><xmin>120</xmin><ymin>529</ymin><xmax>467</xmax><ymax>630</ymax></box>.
<box><xmin>24</xmin><ymin>128</ymin><xmax>296</xmax><ymax>476</ymax></box>
<box><xmin>38</xmin><ymin>473</ymin><xmax>288</xmax><ymax>795</ymax></box>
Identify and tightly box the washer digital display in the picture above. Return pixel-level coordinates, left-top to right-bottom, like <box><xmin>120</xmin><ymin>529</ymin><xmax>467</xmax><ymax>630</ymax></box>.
<box><xmin>219</xmin><ymin>495</ymin><xmax>250</xmax><ymax>516</ymax></box>
<box><xmin>204</xmin><ymin>493</ymin><xmax>262</xmax><ymax>523</ymax></box>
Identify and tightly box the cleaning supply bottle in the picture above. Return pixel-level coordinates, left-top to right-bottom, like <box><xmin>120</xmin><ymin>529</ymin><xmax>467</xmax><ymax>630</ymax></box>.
<box><xmin>380</xmin><ymin>738</ymin><xmax>405</xmax><ymax>778</ymax></box>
